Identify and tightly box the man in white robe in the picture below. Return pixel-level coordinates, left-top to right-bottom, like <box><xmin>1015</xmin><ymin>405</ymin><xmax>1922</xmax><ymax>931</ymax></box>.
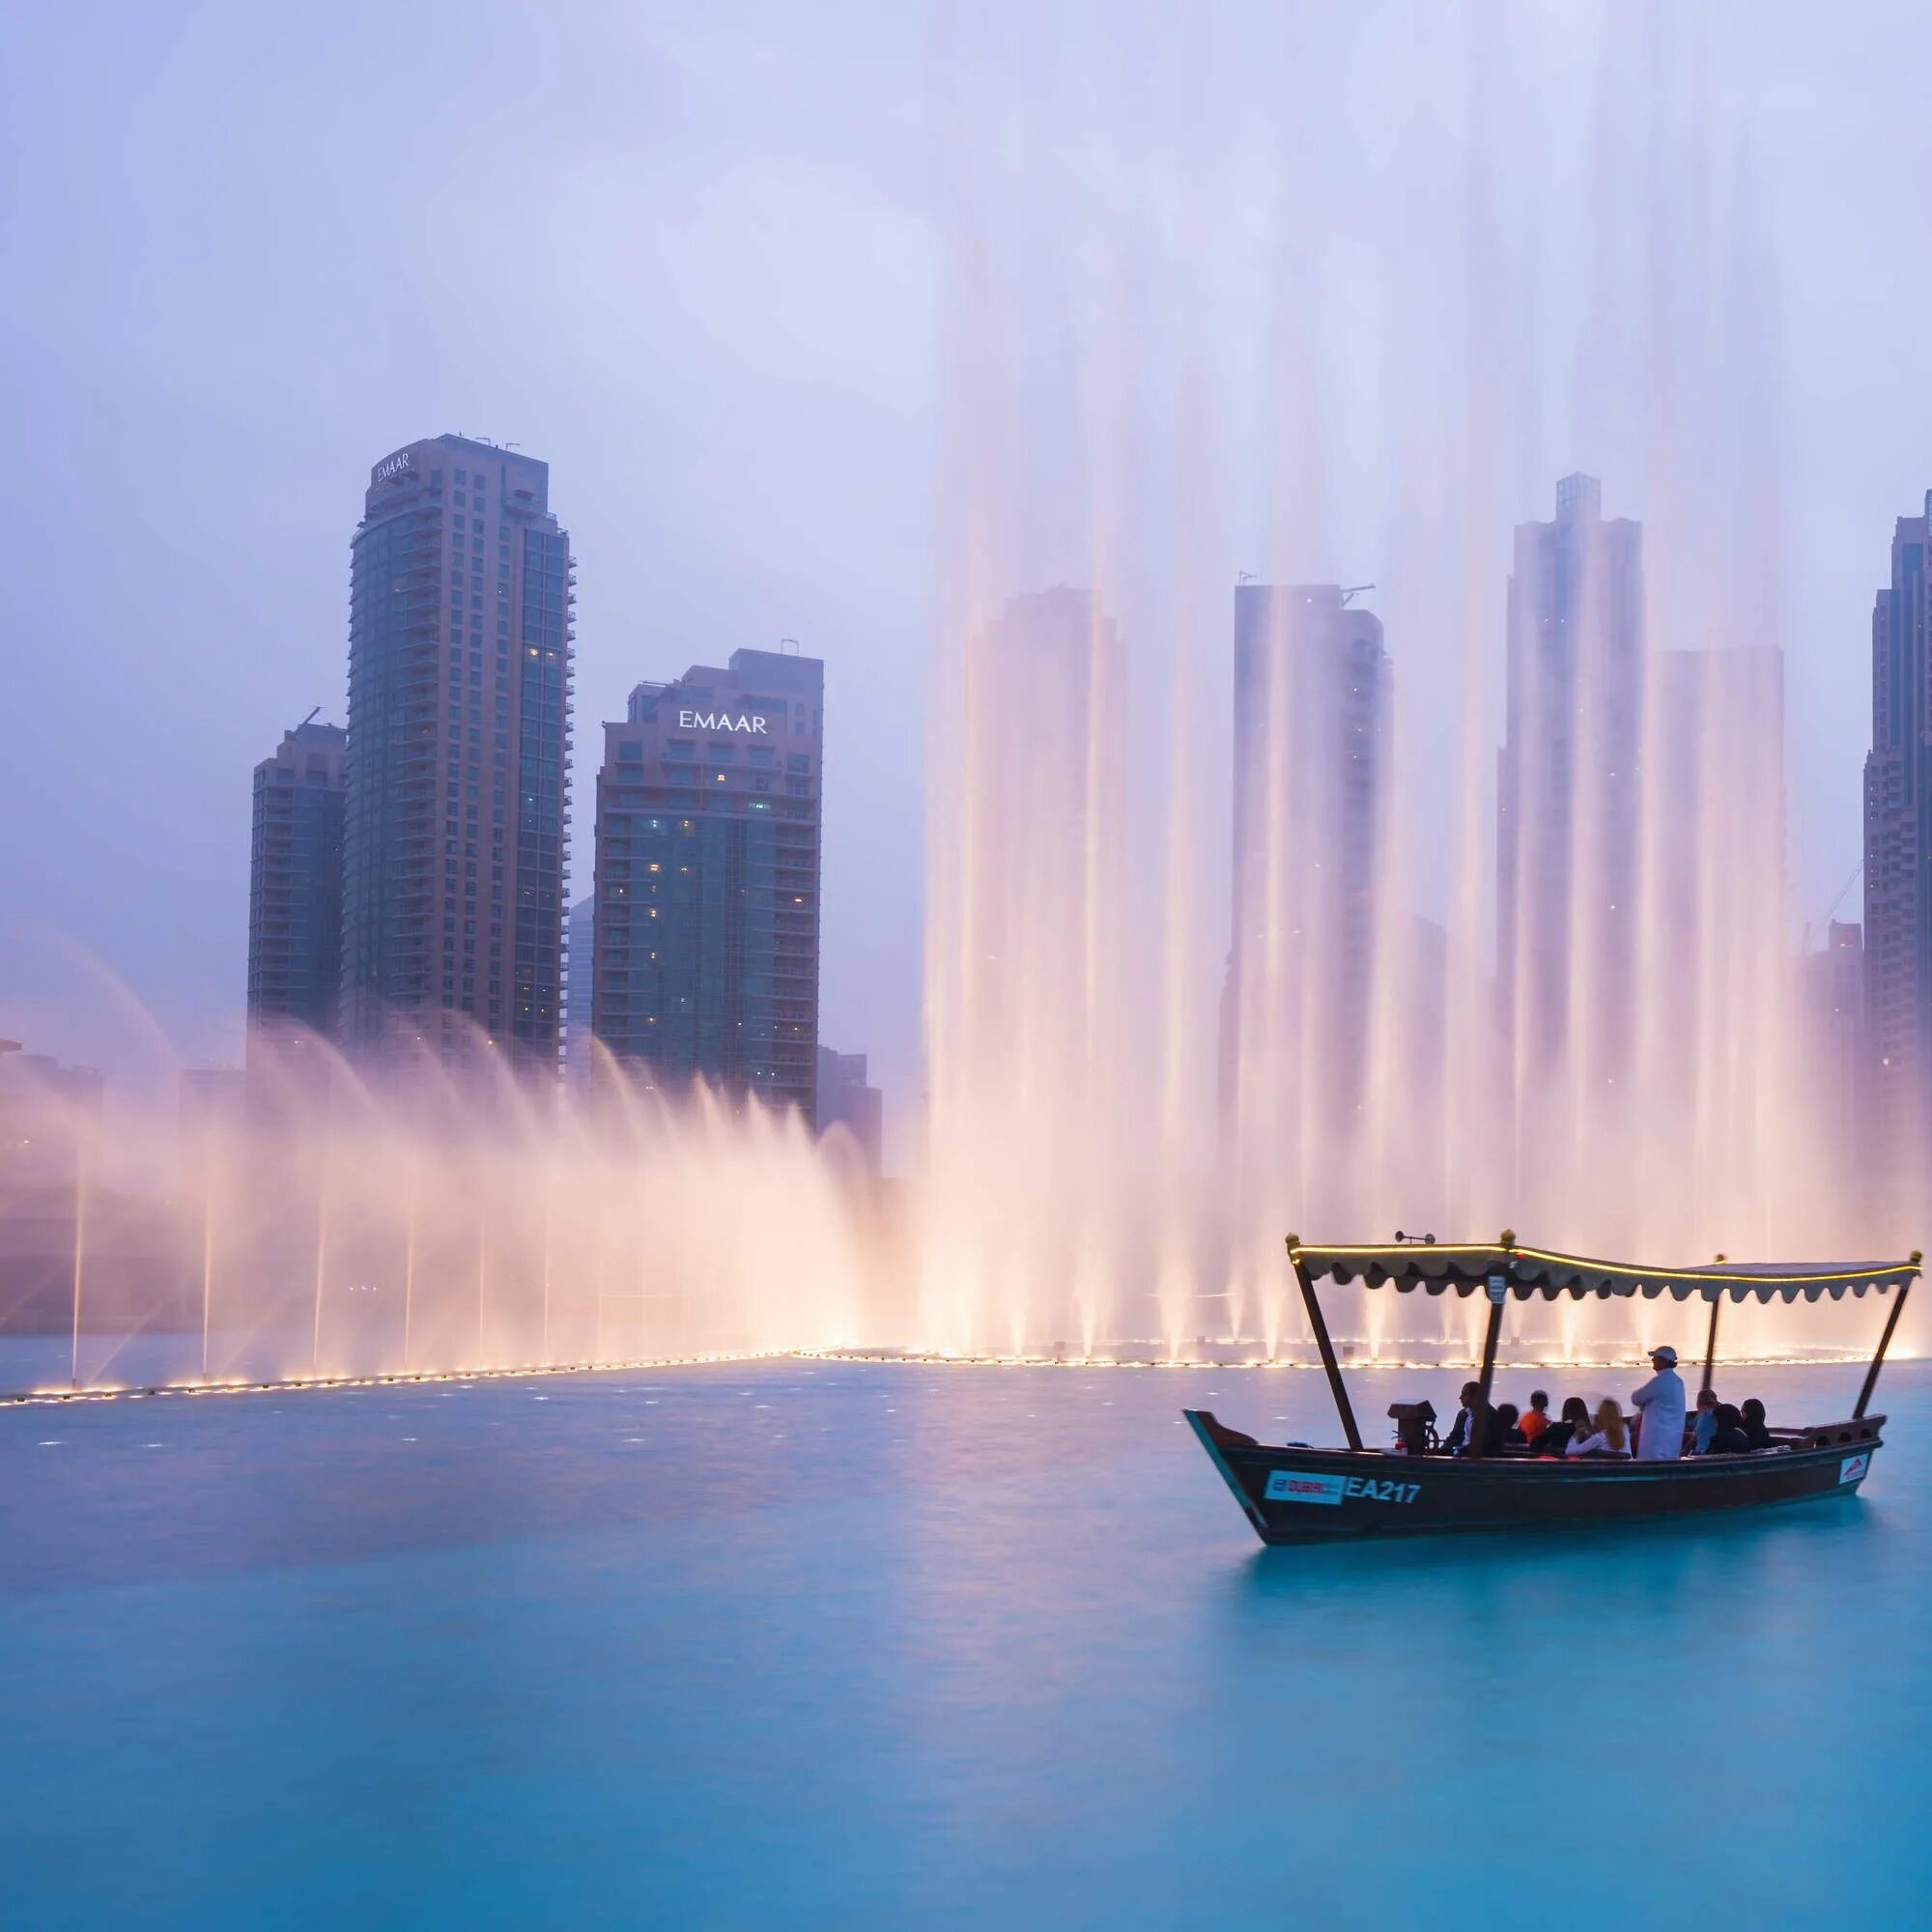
<box><xmin>1631</xmin><ymin>1345</ymin><xmax>1688</xmax><ymax>1461</ymax></box>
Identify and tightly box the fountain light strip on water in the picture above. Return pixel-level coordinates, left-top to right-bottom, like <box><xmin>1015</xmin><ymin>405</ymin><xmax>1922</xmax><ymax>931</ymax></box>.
<box><xmin>9</xmin><ymin>1342</ymin><xmax>1904</xmax><ymax>1406</ymax></box>
<box><xmin>5</xmin><ymin>1350</ymin><xmax>784</xmax><ymax>1406</ymax></box>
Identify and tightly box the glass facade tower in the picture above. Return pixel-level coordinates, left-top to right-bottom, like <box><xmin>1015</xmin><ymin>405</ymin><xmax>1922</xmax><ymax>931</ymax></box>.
<box><xmin>339</xmin><ymin>436</ymin><xmax>574</xmax><ymax>1072</ymax></box>
<box><xmin>245</xmin><ymin>717</ymin><xmax>347</xmax><ymax>1056</ymax></box>
<box><xmin>1496</xmin><ymin>472</ymin><xmax>1645</xmax><ymax>1079</ymax></box>
<box><xmin>1222</xmin><ymin>582</ymin><xmax>1392</xmax><ymax>1120</ymax></box>
<box><xmin>590</xmin><ymin>647</ymin><xmax>823</xmax><ymax>1119</ymax></box>
<box><xmin>1863</xmin><ymin>499</ymin><xmax>1932</xmax><ymax>1165</ymax></box>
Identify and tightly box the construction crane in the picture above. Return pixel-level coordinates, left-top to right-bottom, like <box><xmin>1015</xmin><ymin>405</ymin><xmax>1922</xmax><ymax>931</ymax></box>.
<box><xmin>1802</xmin><ymin>859</ymin><xmax>1862</xmax><ymax>955</ymax></box>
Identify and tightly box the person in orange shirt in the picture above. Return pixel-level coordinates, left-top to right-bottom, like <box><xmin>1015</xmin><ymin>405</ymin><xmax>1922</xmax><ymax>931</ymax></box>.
<box><xmin>1520</xmin><ymin>1390</ymin><xmax>1551</xmax><ymax>1444</ymax></box>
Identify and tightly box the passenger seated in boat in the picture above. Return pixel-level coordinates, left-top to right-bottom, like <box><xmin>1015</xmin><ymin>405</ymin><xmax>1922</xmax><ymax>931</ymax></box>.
<box><xmin>1700</xmin><ymin>1403</ymin><xmax>1751</xmax><ymax>1455</ymax></box>
<box><xmin>1485</xmin><ymin>1401</ymin><xmax>1528</xmax><ymax>1453</ymax></box>
<box><xmin>1691</xmin><ymin>1386</ymin><xmax>1720</xmax><ymax>1455</ymax></box>
<box><xmin>1520</xmin><ymin>1391</ymin><xmax>1551</xmax><ymax>1444</ymax></box>
<box><xmin>1537</xmin><ymin>1396</ymin><xmax>1592</xmax><ymax>1457</ymax></box>
<box><xmin>1565</xmin><ymin>1398</ymin><xmax>1633</xmax><ymax>1459</ymax></box>
<box><xmin>1739</xmin><ymin>1398</ymin><xmax>1773</xmax><ymax>1450</ymax></box>
<box><xmin>1441</xmin><ymin>1381</ymin><xmax>1485</xmax><ymax>1456</ymax></box>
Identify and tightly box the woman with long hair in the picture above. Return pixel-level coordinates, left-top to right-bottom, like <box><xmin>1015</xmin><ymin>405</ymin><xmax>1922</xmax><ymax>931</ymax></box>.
<box><xmin>1565</xmin><ymin>1397</ymin><xmax>1633</xmax><ymax>1458</ymax></box>
<box><xmin>1538</xmin><ymin>1394</ymin><xmax>1593</xmax><ymax>1457</ymax></box>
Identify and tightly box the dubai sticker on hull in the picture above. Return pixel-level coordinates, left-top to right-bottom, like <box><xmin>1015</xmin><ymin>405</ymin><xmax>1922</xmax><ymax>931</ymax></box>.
<box><xmin>1264</xmin><ymin>1470</ymin><xmax>1421</xmax><ymax>1506</ymax></box>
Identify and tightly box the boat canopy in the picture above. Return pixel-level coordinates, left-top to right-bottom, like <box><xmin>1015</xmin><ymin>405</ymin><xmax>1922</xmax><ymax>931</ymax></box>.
<box><xmin>1286</xmin><ymin>1240</ymin><xmax>1921</xmax><ymax>1305</ymax></box>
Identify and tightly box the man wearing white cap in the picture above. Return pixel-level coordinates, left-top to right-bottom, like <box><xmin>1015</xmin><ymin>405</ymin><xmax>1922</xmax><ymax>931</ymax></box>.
<box><xmin>1631</xmin><ymin>1346</ymin><xmax>1688</xmax><ymax>1461</ymax></box>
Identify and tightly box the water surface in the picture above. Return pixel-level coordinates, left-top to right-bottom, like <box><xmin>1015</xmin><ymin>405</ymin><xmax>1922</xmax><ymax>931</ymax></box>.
<box><xmin>3</xmin><ymin>1359</ymin><xmax>1924</xmax><ymax>1929</ymax></box>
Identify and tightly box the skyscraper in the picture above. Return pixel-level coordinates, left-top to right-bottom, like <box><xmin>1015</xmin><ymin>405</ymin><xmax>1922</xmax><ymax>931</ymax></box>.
<box><xmin>247</xmin><ymin>716</ymin><xmax>347</xmax><ymax>1057</ymax></box>
<box><xmin>339</xmin><ymin>437</ymin><xmax>573</xmax><ymax>1072</ymax></box>
<box><xmin>590</xmin><ymin>646</ymin><xmax>822</xmax><ymax>1118</ymax></box>
<box><xmin>1223</xmin><ymin>582</ymin><xmax>1392</xmax><ymax>1126</ymax></box>
<box><xmin>1863</xmin><ymin>497</ymin><xmax>1932</xmax><ymax>1162</ymax></box>
<box><xmin>1496</xmin><ymin>473</ymin><xmax>1644</xmax><ymax>1082</ymax></box>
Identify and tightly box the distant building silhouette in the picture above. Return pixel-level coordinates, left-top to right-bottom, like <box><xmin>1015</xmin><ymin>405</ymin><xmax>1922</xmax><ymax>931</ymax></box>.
<box><xmin>1497</xmin><ymin>473</ymin><xmax>1644</xmax><ymax>1086</ymax></box>
<box><xmin>1804</xmin><ymin>920</ymin><xmax>1865</xmax><ymax>1156</ymax></box>
<box><xmin>0</xmin><ymin>1052</ymin><xmax>135</xmax><ymax>1338</ymax></box>
<box><xmin>0</xmin><ymin>1052</ymin><xmax>103</xmax><ymax>1186</ymax></box>
<box><xmin>246</xmin><ymin>716</ymin><xmax>346</xmax><ymax>1060</ymax></box>
<box><xmin>816</xmin><ymin>1046</ymin><xmax>883</xmax><ymax>1175</ymax></box>
<box><xmin>1223</xmin><ymin>582</ymin><xmax>1392</xmax><ymax>1128</ymax></box>
<box><xmin>339</xmin><ymin>436</ymin><xmax>573</xmax><ymax>1073</ymax></box>
<box><xmin>1863</xmin><ymin>497</ymin><xmax>1932</xmax><ymax>1163</ymax></box>
<box><xmin>591</xmin><ymin>647</ymin><xmax>822</xmax><ymax>1120</ymax></box>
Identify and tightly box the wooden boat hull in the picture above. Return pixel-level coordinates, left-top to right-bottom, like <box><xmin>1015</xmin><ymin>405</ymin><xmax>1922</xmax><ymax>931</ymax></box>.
<box><xmin>1185</xmin><ymin>1409</ymin><xmax>1887</xmax><ymax>1548</ymax></box>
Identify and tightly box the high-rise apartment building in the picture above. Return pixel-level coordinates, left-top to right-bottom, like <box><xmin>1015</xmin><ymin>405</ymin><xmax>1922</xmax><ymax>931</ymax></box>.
<box><xmin>1863</xmin><ymin>497</ymin><xmax>1932</xmax><ymax>1159</ymax></box>
<box><xmin>246</xmin><ymin>716</ymin><xmax>347</xmax><ymax>1056</ymax></box>
<box><xmin>1496</xmin><ymin>473</ymin><xmax>1645</xmax><ymax>1079</ymax></box>
<box><xmin>1223</xmin><ymin>582</ymin><xmax>1392</xmax><ymax>1118</ymax></box>
<box><xmin>339</xmin><ymin>437</ymin><xmax>573</xmax><ymax>1071</ymax></box>
<box><xmin>590</xmin><ymin>647</ymin><xmax>822</xmax><ymax>1118</ymax></box>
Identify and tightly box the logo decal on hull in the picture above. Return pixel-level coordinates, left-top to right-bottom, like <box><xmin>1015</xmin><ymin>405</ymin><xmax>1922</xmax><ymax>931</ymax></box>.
<box><xmin>1264</xmin><ymin>1470</ymin><xmax>1422</xmax><ymax>1506</ymax></box>
<box><xmin>1839</xmin><ymin>1453</ymin><xmax>1869</xmax><ymax>1485</ymax></box>
<box><xmin>1264</xmin><ymin>1471</ymin><xmax>1345</xmax><ymax>1505</ymax></box>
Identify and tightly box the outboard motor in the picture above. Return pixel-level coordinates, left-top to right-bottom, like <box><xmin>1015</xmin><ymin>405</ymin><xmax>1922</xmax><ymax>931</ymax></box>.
<box><xmin>1387</xmin><ymin>1400</ymin><xmax>1437</xmax><ymax>1456</ymax></box>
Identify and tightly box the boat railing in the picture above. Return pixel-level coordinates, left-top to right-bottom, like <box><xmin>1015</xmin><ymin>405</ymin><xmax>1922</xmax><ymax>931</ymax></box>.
<box><xmin>1785</xmin><ymin>1416</ymin><xmax>1884</xmax><ymax>1451</ymax></box>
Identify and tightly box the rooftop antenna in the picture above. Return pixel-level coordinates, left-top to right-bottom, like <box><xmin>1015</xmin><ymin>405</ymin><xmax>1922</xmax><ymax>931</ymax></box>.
<box><xmin>298</xmin><ymin>705</ymin><xmax>321</xmax><ymax>729</ymax></box>
<box><xmin>1236</xmin><ymin>570</ymin><xmax>1256</xmax><ymax>584</ymax></box>
<box><xmin>779</xmin><ymin>637</ymin><xmax>800</xmax><ymax>656</ymax></box>
<box><xmin>1340</xmin><ymin>583</ymin><xmax>1377</xmax><ymax>607</ymax></box>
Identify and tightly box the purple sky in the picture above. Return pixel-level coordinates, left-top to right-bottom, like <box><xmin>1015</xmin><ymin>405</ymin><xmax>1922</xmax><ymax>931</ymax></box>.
<box><xmin>4</xmin><ymin>2</ymin><xmax>1931</xmax><ymax>1151</ymax></box>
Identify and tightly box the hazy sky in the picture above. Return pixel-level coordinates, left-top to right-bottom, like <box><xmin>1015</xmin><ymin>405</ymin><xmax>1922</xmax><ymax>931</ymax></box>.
<box><xmin>5</xmin><ymin>1</ymin><xmax>1932</xmax><ymax>1145</ymax></box>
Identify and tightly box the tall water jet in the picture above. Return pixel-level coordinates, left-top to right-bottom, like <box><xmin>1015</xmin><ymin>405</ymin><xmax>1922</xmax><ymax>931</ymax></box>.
<box><xmin>918</xmin><ymin>587</ymin><xmax>1134</xmax><ymax>1355</ymax></box>
<box><xmin>68</xmin><ymin>1124</ymin><xmax>87</xmax><ymax>1389</ymax></box>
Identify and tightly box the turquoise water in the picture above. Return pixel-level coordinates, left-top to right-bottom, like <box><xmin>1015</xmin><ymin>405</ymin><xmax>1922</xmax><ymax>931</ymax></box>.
<box><xmin>3</xmin><ymin>1358</ymin><xmax>1926</xmax><ymax>1929</ymax></box>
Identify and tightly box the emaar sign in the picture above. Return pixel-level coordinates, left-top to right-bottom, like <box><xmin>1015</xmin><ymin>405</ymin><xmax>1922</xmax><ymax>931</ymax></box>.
<box><xmin>679</xmin><ymin>709</ymin><xmax>769</xmax><ymax>735</ymax></box>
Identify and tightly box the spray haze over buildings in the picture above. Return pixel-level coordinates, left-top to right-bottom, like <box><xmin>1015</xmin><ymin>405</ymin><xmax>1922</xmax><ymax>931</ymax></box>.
<box><xmin>0</xmin><ymin>8</ymin><xmax>1918</xmax><ymax>1389</ymax></box>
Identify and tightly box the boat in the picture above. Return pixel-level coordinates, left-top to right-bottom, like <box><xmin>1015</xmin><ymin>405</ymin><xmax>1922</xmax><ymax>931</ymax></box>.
<box><xmin>1185</xmin><ymin>1236</ymin><xmax>1918</xmax><ymax>1548</ymax></box>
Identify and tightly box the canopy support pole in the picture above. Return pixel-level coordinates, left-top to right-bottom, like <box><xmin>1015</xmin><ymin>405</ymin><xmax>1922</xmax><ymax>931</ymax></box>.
<box><xmin>1700</xmin><ymin>1293</ymin><xmax>1721</xmax><ymax>1399</ymax></box>
<box><xmin>1855</xmin><ymin>1282</ymin><xmax>1909</xmax><ymax>1418</ymax></box>
<box><xmin>1292</xmin><ymin>1254</ymin><xmax>1361</xmax><ymax>1451</ymax></box>
<box><xmin>1465</xmin><ymin>1292</ymin><xmax>1506</xmax><ymax>1461</ymax></box>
